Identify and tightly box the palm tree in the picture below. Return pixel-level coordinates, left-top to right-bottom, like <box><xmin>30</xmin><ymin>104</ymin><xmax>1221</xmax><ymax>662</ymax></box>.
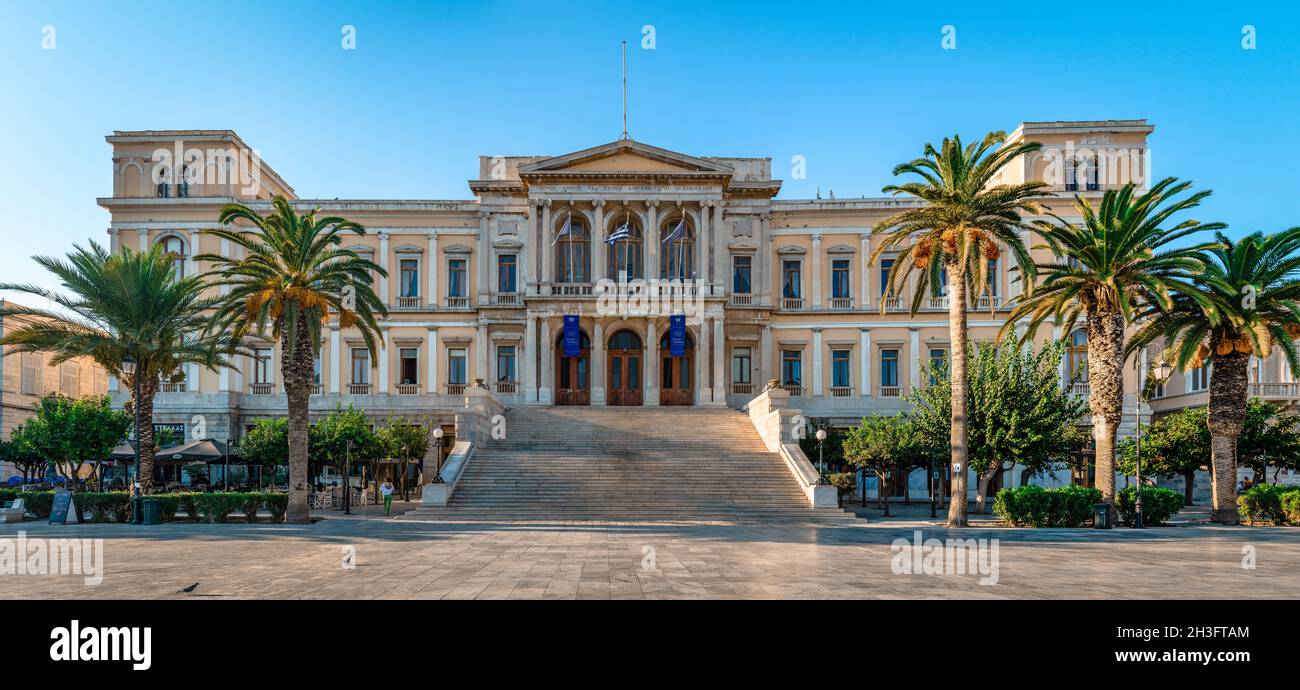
<box><xmin>1002</xmin><ymin>178</ymin><xmax>1223</xmax><ymax>513</ymax></box>
<box><xmin>0</xmin><ymin>242</ymin><xmax>237</xmax><ymax>492</ymax></box>
<box><xmin>872</xmin><ymin>131</ymin><xmax>1048</xmax><ymax>527</ymax></box>
<box><xmin>198</xmin><ymin>196</ymin><xmax>386</xmax><ymax>524</ymax></box>
<box><xmin>1126</xmin><ymin>229</ymin><xmax>1300</xmax><ymax>524</ymax></box>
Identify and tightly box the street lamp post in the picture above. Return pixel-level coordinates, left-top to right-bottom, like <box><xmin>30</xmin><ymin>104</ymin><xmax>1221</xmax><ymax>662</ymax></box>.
<box><xmin>929</xmin><ymin>455</ymin><xmax>937</xmax><ymax>518</ymax></box>
<box><xmin>1133</xmin><ymin>344</ymin><xmax>1173</xmax><ymax>529</ymax></box>
<box><xmin>432</xmin><ymin>427</ymin><xmax>445</xmax><ymax>483</ymax></box>
<box><xmin>815</xmin><ymin>428</ymin><xmax>828</xmax><ymax>481</ymax></box>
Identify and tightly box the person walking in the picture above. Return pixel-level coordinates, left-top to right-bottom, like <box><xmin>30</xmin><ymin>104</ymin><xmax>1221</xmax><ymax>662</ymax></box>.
<box><xmin>380</xmin><ymin>479</ymin><xmax>395</xmax><ymax>515</ymax></box>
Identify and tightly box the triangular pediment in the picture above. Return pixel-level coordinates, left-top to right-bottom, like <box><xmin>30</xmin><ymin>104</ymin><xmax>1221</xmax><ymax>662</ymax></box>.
<box><xmin>518</xmin><ymin>139</ymin><xmax>733</xmax><ymax>176</ymax></box>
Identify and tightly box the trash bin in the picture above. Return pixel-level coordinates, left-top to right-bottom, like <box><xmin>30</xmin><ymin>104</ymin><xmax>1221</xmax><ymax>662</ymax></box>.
<box><xmin>141</xmin><ymin>497</ymin><xmax>162</xmax><ymax>525</ymax></box>
<box><xmin>1093</xmin><ymin>502</ymin><xmax>1112</xmax><ymax>529</ymax></box>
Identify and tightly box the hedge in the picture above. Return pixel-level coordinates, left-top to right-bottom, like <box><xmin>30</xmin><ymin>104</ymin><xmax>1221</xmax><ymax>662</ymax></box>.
<box><xmin>1116</xmin><ymin>486</ymin><xmax>1185</xmax><ymax>526</ymax></box>
<box><xmin>992</xmin><ymin>484</ymin><xmax>1102</xmax><ymax>527</ymax></box>
<box><xmin>0</xmin><ymin>489</ymin><xmax>290</xmax><ymax>524</ymax></box>
<box><xmin>1238</xmin><ymin>484</ymin><xmax>1300</xmax><ymax>525</ymax></box>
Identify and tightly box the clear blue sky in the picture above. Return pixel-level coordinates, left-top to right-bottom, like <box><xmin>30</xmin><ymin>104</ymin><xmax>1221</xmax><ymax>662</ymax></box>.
<box><xmin>2</xmin><ymin>1</ymin><xmax>1297</xmax><ymax>302</ymax></box>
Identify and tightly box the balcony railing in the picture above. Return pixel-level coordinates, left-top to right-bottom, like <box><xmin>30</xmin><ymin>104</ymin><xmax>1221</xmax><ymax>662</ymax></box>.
<box><xmin>731</xmin><ymin>382</ymin><xmax>754</xmax><ymax>396</ymax></box>
<box><xmin>927</xmin><ymin>296</ymin><xmax>950</xmax><ymax>309</ymax></box>
<box><xmin>445</xmin><ymin>383</ymin><xmax>466</xmax><ymax>395</ymax></box>
<box><xmin>730</xmin><ymin>293</ymin><xmax>754</xmax><ymax>307</ymax></box>
<box><xmin>249</xmin><ymin>383</ymin><xmax>274</xmax><ymax>395</ymax></box>
<box><xmin>160</xmin><ymin>381</ymin><xmax>187</xmax><ymax>393</ymax></box>
<box><xmin>495</xmin><ymin>381</ymin><xmax>518</xmax><ymax>394</ymax></box>
<box><xmin>1071</xmin><ymin>382</ymin><xmax>1091</xmax><ymax>397</ymax></box>
<box><xmin>829</xmin><ymin>297</ymin><xmax>853</xmax><ymax>310</ymax></box>
<box><xmin>830</xmin><ymin>386</ymin><xmax>854</xmax><ymax>398</ymax></box>
<box><xmin>975</xmin><ymin>295</ymin><xmax>1004</xmax><ymax>310</ymax></box>
<box><xmin>444</xmin><ymin>296</ymin><xmax>471</xmax><ymax>309</ymax></box>
<box><xmin>879</xmin><ymin>385</ymin><xmax>901</xmax><ymax>398</ymax></box>
<box><xmin>490</xmin><ymin>292</ymin><xmax>521</xmax><ymax>306</ymax></box>
<box><xmin>781</xmin><ymin>297</ymin><xmax>805</xmax><ymax>311</ymax></box>
<box><xmin>396</xmin><ymin>384</ymin><xmax>420</xmax><ymax>395</ymax></box>
<box><xmin>1250</xmin><ymin>382</ymin><xmax>1300</xmax><ymax>398</ymax></box>
<box><xmin>348</xmin><ymin>383</ymin><xmax>371</xmax><ymax>395</ymax></box>
<box><xmin>394</xmin><ymin>295</ymin><xmax>422</xmax><ymax>309</ymax></box>
<box><xmin>781</xmin><ymin>384</ymin><xmax>804</xmax><ymax>397</ymax></box>
<box><xmin>882</xmin><ymin>296</ymin><xmax>904</xmax><ymax>311</ymax></box>
<box><xmin>310</xmin><ymin>384</ymin><xmax>322</xmax><ymax>395</ymax></box>
<box><xmin>546</xmin><ymin>283</ymin><xmax>594</xmax><ymax>296</ymax></box>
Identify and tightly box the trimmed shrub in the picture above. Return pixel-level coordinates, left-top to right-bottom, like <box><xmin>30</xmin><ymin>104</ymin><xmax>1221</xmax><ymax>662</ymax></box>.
<box><xmin>77</xmin><ymin>492</ymin><xmax>132</xmax><ymax>523</ymax></box>
<box><xmin>1282</xmin><ymin>491</ymin><xmax>1300</xmax><ymax>526</ymax></box>
<box><xmin>1237</xmin><ymin>484</ymin><xmax>1300</xmax><ymax>525</ymax></box>
<box><xmin>263</xmin><ymin>492</ymin><xmax>288</xmax><ymax>523</ymax></box>
<box><xmin>17</xmin><ymin>490</ymin><xmax>54</xmax><ymax>518</ymax></box>
<box><xmin>1116</xmin><ymin>486</ymin><xmax>1186</xmax><ymax>526</ymax></box>
<box><xmin>237</xmin><ymin>493</ymin><xmax>262</xmax><ymax>523</ymax></box>
<box><xmin>194</xmin><ymin>493</ymin><xmax>239</xmax><ymax>524</ymax></box>
<box><xmin>993</xmin><ymin>484</ymin><xmax>1102</xmax><ymax>527</ymax></box>
<box><xmin>152</xmin><ymin>494</ymin><xmax>180</xmax><ymax>522</ymax></box>
<box><xmin>176</xmin><ymin>493</ymin><xmax>200</xmax><ymax>522</ymax></box>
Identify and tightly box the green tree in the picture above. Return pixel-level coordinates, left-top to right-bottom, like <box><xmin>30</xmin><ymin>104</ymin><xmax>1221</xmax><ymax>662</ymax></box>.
<box><xmin>0</xmin><ymin>437</ymin><xmax>45</xmax><ymax>482</ymax></box>
<box><xmin>1004</xmin><ymin>178</ymin><xmax>1222</xmax><ymax>513</ymax></box>
<box><xmin>238</xmin><ymin>418</ymin><xmax>289</xmax><ymax>489</ymax></box>
<box><xmin>10</xmin><ymin>395</ymin><xmax>131</xmax><ymax>490</ymax></box>
<box><xmin>379</xmin><ymin>415</ymin><xmax>432</xmax><ymax>501</ymax></box>
<box><xmin>1127</xmin><ymin>228</ymin><xmax>1300</xmax><ymax>523</ymax></box>
<box><xmin>872</xmin><ymin>131</ymin><xmax>1048</xmax><ymax>526</ymax></box>
<box><xmin>909</xmin><ymin>333</ymin><xmax>1089</xmax><ymax>513</ymax></box>
<box><xmin>1239</xmin><ymin>399</ymin><xmax>1300</xmax><ymax>484</ymax></box>
<box><xmin>199</xmin><ymin>197</ymin><xmax>387</xmax><ymax>523</ymax></box>
<box><xmin>310</xmin><ymin>404</ymin><xmax>384</xmax><ymax>489</ymax></box>
<box><xmin>0</xmin><ymin>242</ymin><xmax>239</xmax><ymax>492</ymax></box>
<box><xmin>1117</xmin><ymin>406</ymin><xmax>1210</xmax><ymax>506</ymax></box>
<box><xmin>842</xmin><ymin>414</ymin><xmax>927</xmax><ymax>516</ymax></box>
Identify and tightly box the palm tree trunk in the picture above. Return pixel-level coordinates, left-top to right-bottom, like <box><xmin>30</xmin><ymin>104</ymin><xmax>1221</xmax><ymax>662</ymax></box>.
<box><xmin>945</xmin><ymin>264</ymin><xmax>970</xmax><ymax>527</ymax></box>
<box><xmin>133</xmin><ymin>379</ymin><xmax>159</xmax><ymax>494</ymax></box>
<box><xmin>282</xmin><ymin>313</ymin><xmax>316</xmax><ymax>524</ymax></box>
<box><xmin>1086</xmin><ymin>310</ymin><xmax>1125</xmax><ymax>512</ymax></box>
<box><xmin>1208</xmin><ymin>348</ymin><xmax>1249</xmax><ymax>525</ymax></box>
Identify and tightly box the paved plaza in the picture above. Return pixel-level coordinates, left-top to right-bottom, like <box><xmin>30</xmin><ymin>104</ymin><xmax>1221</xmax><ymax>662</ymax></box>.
<box><xmin>2</xmin><ymin>514</ymin><xmax>1297</xmax><ymax>599</ymax></box>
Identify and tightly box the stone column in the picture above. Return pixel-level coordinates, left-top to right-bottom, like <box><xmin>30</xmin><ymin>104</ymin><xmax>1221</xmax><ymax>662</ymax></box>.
<box><xmin>645</xmin><ymin>318</ymin><xmax>659</xmax><ymax>405</ymax></box>
<box><xmin>541</xmin><ymin>201</ymin><xmax>553</xmax><ymax>286</ymax></box>
<box><xmin>811</xmin><ymin>233</ymin><xmax>823</xmax><ymax>308</ymax></box>
<box><xmin>909</xmin><ymin>328</ymin><xmax>921</xmax><ymax>392</ymax></box>
<box><xmin>106</xmin><ymin>227</ymin><xmax>119</xmax><ymax>255</ymax></box>
<box><xmin>330</xmin><ymin>327</ymin><xmax>342</xmax><ymax>394</ymax></box>
<box><xmin>760</xmin><ymin>324</ymin><xmax>773</xmax><ymax>387</ymax></box>
<box><xmin>524</xmin><ymin>314</ymin><xmax>537</xmax><ymax>402</ymax></box>
<box><xmin>477</xmin><ymin>211</ymin><xmax>490</xmax><ymax>304</ymax></box>
<box><xmin>426</xmin><ymin>328</ymin><xmax>438</xmax><ymax>394</ymax></box>
<box><xmin>698</xmin><ymin>319</ymin><xmax>710</xmax><ymax>405</ymax></box>
<box><xmin>759</xmin><ymin>213</ymin><xmax>772</xmax><ymax>305</ymax></box>
<box><xmin>712</xmin><ymin>316</ymin><xmax>725</xmax><ymax>403</ymax></box>
<box><xmin>713</xmin><ymin>203</ymin><xmax>726</xmax><ymax>292</ymax></box>
<box><xmin>378</xmin><ymin>328</ymin><xmax>390</xmax><ymax>394</ymax></box>
<box><xmin>698</xmin><ymin>201</ymin><xmax>710</xmax><ymax>285</ymax></box>
<box><xmin>592</xmin><ymin>319</ymin><xmax>606</xmax><ymax>405</ymax></box>
<box><xmin>427</xmin><ymin>232</ymin><xmax>439</xmax><ymax>307</ymax></box>
<box><xmin>137</xmin><ymin>228</ymin><xmax>149</xmax><ymax>251</ymax></box>
<box><xmin>860</xmin><ymin>233</ymin><xmax>871</xmax><ymax>308</ymax></box>
<box><xmin>378</xmin><ymin>231</ymin><xmax>390</xmax><ymax>308</ymax></box>
<box><xmin>592</xmin><ymin>199</ymin><xmax>606</xmax><ymax>282</ymax></box>
<box><xmin>476</xmin><ymin>323</ymin><xmax>488</xmax><ymax>385</ymax></box>
<box><xmin>645</xmin><ymin>199</ymin><xmax>659</xmax><ymax>280</ymax></box>
<box><xmin>812</xmin><ymin>327</ymin><xmax>824</xmax><ymax>396</ymax></box>
<box><xmin>859</xmin><ymin>328</ymin><xmax>871</xmax><ymax>397</ymax></box>
<box><xmin>188</xmin><ymin>229</ymin><xmax>201</xmax><ymax>277</ymax></box>
<box><xmin>540</xmin><ymin>318</ymin><xmax>553</xmax><ymax>404</ymax></box>
<box><xmin>524</xmin><ymin>202</ymin><xmax>536</xmax><ymax>295</ymax></box>
<box><xmin>1054</xmin><ymin>324</ymin><xmax>1066</xmax><ymax>386</ymax></box>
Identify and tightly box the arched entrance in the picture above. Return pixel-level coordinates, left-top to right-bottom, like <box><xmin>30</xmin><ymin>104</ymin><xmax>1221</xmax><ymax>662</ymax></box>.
<box><xmin>555</xmin><ymin>329</ymin><xmax>591</xmax><ymax>405</ymax></box>
<box><xmin>607</xmin><ymin>329</ymin><xmax>643</xmax><ymax>406</ymax></box>
<box><xmin>658</xmin><ymin>330</ymin><xmax>694</xmax><ymax>406</ymax></box>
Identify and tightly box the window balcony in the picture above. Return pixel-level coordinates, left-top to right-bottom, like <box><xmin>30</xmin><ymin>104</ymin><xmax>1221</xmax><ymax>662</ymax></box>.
<box><xmin>347</xmin><ymin>383</ymin><xmax>371</xmax><ymax>395</ymax></box>
<box><xmin>160</xmin><ymin>381</ymin><xmax>187</xmax><ymax>393</ymax></box>
<box><xmin>544</xmin><ymin>282</ymin><xmax>594</xmax><ymax>296</ymax></box>
<box><xmin>729</xmin><ymin>293</ymin><xmax>754</xmax><ymax>307</ymax></box>
<box><xmin>829</xmin><ymin>297</ymin><xmax>853</xmax><ymax>310</ymax></box>
<box><xmin>975</xmin><ymin>295</ymin><xmax>1004</xmax><ymax>310</ymax></box>
<box><xmin>495</xmin><ymin>381</ymin><xmax>518</xmax><ymax>394</ymax></box>
<box><xmin>927</xmin><ymin>296</ymin><xmax>950</xmax><ymax>310</ymax></box>
<box><xmin>1071</xmin><ymin>382</ymin><xmax>1090</xmax><ymax>397</ymax></box>
<box><xmin>882</xmin><ymin>296</ymin><xmax>904</xmax><ymax>311</ymax></box>
<box><xmin>830</xmin><ymin>386</ymin><xmax>854</xmax><ymax>398</ymax></box>
<box><xmin>781</xmin><ymin>384</ymin><xmax>803</xmax><ymax>397</ymax></box>
<box><xmin>1250</xmin><ymin>382</ymin><xmax>1300</xmax><ymax>399</ymax></box>
<box><xmin>395</xmin><ymin>383</ymin><xmax>420</xmax><ymax>395</ymax></box>
<box><xmin>394</xmin><ymin>296</ymin><xmax>422</xmax><ymax>309</ymax></box>
<box><xmin>731</xmin><ymin>382</ymin><xmax>754</xmax><ymax>396</ymax></box>
<box><xmin>781</xmin><ymin>297</ymin><xmax>805</xmax><ymax>311</ymax></box>
<box><xmin>445</xmin><ymin>383</ymin><xmax>467</xmax><ymax>395</ymax></box>
<box><xmin>444</xmin><ymin>296</ymin><xmax>471</xmax><ymax>309</ymax></box>
<box><xmin>879</xmin><ymin>385</ymin><xmax>901</xmax><ymax>398</ymax></box>
<box><xmin>310</xmin><ymin>384</ymin><xmax>322</xmax><ymax>395</ymax></box>
<box><xmin>249</xmin><ymin>383</ymin><xmax>274</xmax><ymax>395</ymax></box>
<box><xmin>490</xmin><ymin>292</ymin><xmax>521</xmax><ymax>306</ymax></box>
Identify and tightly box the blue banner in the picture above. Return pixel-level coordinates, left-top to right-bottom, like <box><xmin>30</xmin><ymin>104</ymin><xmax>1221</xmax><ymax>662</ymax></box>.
<box><xmin>669</xmin><ymin>314</ymin><xmax>686</xmax><ymax>357</ymax></box>
<box><xmin>563</xmin><ymin>315</ymin><xmax>581</xmax><ymax>357</ymax></box>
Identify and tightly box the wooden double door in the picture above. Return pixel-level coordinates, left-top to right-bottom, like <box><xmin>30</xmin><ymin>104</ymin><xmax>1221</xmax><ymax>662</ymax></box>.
<box><xmin>607</xmin><ymin>329</ymin><xmax>643</xmax><ymax>406</ymax></box>
<box><xmin>658</xmin><ymin>331</ymin><xmax>694</xmax><ymax>406</ymax></box>
<box><xmin>555</xmin><ymin>329</ymin><xmax>591</xmax><ymax>406</ymax></box>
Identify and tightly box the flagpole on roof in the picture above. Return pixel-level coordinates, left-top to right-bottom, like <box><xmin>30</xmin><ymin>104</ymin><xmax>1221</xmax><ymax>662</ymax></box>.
<box><xmin>621</xmin><ymin>41</ymin><xmax>628</xmax><ymax>140</ymax></box>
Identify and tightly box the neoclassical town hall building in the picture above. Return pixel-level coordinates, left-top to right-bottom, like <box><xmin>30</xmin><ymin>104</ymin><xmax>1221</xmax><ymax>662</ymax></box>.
<box><xmin>99</xmin><ymin>120</ymin><xmax>1299</xmax><ymax>446</ymax></box>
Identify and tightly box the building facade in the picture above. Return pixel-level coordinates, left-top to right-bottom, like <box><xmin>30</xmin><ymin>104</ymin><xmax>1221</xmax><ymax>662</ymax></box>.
<box><xmin>96</xmin><ymin>122</ymin><xmax>1300</xmax><ymax>451</ymax></box>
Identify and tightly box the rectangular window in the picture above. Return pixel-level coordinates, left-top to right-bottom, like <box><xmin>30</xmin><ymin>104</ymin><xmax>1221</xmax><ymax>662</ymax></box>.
<box><xmin>1065</xmin><ymin>159</ymin><xmax>1078</xmax><ymax>191</ymax></box>
<box><xmin>497</xmin><ymin>345</ymin><xmax>516</xmax><ymax>382</ymax></box>
<box><xmin>448</xmin><ymin>259</ymin><xmax>466</xmax><ymax>297</ymax></box>
<box><xmin>448</xmin><ymin>349</ymin><xmax>467</xmax><ymax>385</ymax></box>
<box><xmin>831</xmin><ymin>259</ymin><xmax>851</xmax><ymax>299</ymax></box>
<box><xmin>497</xmin><ymin>254</ymin><xmax>517</xmax><ymax>293</ymax></box>
<box><xmin>732</xmin><ymin>256</ymin><xmax>752</xmax><ymax>294</ymax></box>
<box><xmin>313</xmin><ymin>357</ymin><xmax>322</xmax><ymax>387</ymax></box>
<box><xmin>350</xmin><ymin>349</ymin><xmax>370</xmax><ymax>385</ymax></box>
<box><xmin>60</xmin><ymin>362</ymin><xmax>80</xmax><ymax>395</ymax></box>
<box><xmin>986</xmin><ymin>259</ymin><xmax>999</xmax><ymax>296</ymax></box>
<box><xmin>782</xmin><ymin>260</ymin><xmax>802</xmax><ymax>299</ymax></box>
<box><xmin>929</xmin><ymin>348</ymin><xmax>948</xmax><ymax>384</ymax></box>
<box><xmin>781</xmin><ymin>350</ymin><xmax>802</xmax><ymax>386</ymax></box>
<box><xmin>399</xmin><ymin>347</ymin><xmax>419</xmax><ymax>386</ymax></box>
<box><xmin>732</xmin><ymin>347</ymin><xmax>752</xmax><ymax>384</ymax></box>
<box><xmin>254</xmin><ymin>348</ymin><xmax>273</xmax><ymax>384</ymax></box>
<box><xmin>832</xmin><ymin>350</ymin><xmax>851</xmax><ymax>388</ymax></box>
<box><xmin>1085</xmin><ymin>156</ymin><xmax>1099</xmax><ymax>191</ymax></box>
<box><xmin>399</xmin><ymin>258</ymin><xmax>419</xmax><ymax>297</ymax></box>
<box><xmin>1189</xmin><ymin>365</ymin><xmax>1210</xmax><ymax>392</ymax></box>
<box><xmin>879</xmin><ymin>258</ymin><xmax>894</xmax><ymax>297</ymax></box>
<box><xmin>21</xmin><ymin>352</ymin><xmax>40</xmax><ymax>395</ymax></box>
<box><xmin>880</xmin><ymin>349</ymin><xmax>899</xmax><ymax>388</ymax></box>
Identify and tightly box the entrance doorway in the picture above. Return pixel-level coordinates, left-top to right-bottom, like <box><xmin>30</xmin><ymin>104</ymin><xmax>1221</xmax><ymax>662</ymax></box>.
<box><xmin>555</xmin><ymin>328</ymin><xmax>590</xmax><ymax>405</ymax></box>
<box><xmin>607</xmin><ymin>329</ymin><xmax>643</xmax><ymax>406</ymax></box>
<box><xmin>658</xmin><ymin>330</ymin><xmax>694</xmax><ymax>406</ymax></box>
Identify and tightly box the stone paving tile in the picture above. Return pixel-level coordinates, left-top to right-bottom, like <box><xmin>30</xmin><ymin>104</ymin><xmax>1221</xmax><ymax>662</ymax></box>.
<box><xmin>1</xmin><ymin>519</ymin><xmax>1298</xmax><ymax>599</ymax></box>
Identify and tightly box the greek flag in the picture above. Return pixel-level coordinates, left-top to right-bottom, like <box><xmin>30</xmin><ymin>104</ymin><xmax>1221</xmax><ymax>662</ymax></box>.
<box><xmin>606</xmin><ymin>220</ymin><xmax>631</xmax><ymax>245</ymax></box>
<box><xmin>551</xmin><ymin>212</ymin><xmax>573</xmax><ymax>246</ymax></box>
<box><xmin>662</xmin><ymin>216</ymin><xmax>686</xmax><ymax>244</ymax></box>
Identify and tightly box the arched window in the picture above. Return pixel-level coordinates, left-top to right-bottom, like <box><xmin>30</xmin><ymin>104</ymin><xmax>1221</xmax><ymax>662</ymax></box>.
<box><xmin>608</xmin><ymin>330</ymin><xmax>643</xmax><ymax>351</ymax></box>
<box><xmin>1068</xmin><ymin>330</ymin><xmax>1088</xmax><ymax>381</ymax></box>
<box><xmin>659</xmin><ymin>330</ymin><xmax>695</xmax><ymax>351</ymax></box>
<box><xmin>659</xmin><ymin>213</ymin><xmax>695</xmax><ymax>280</ymax></box>
<box><xmin>606</xmin><ymin>212</ymin><xmax>643</xmax><ymax>280</ymax></box>
<box><xmin>554</xmin><ymin>329</ymin><xmax>591</xmax><ymax>350</ymax></box>
<box><xmin>159</xmin><ymin>235</ymin><xmax>187</xmax><ymax>278</ymax></box>
<box><xmin>554</xmin><ymin>213</ymin><xmax>590</xmax><ymax>284</ymax></box>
